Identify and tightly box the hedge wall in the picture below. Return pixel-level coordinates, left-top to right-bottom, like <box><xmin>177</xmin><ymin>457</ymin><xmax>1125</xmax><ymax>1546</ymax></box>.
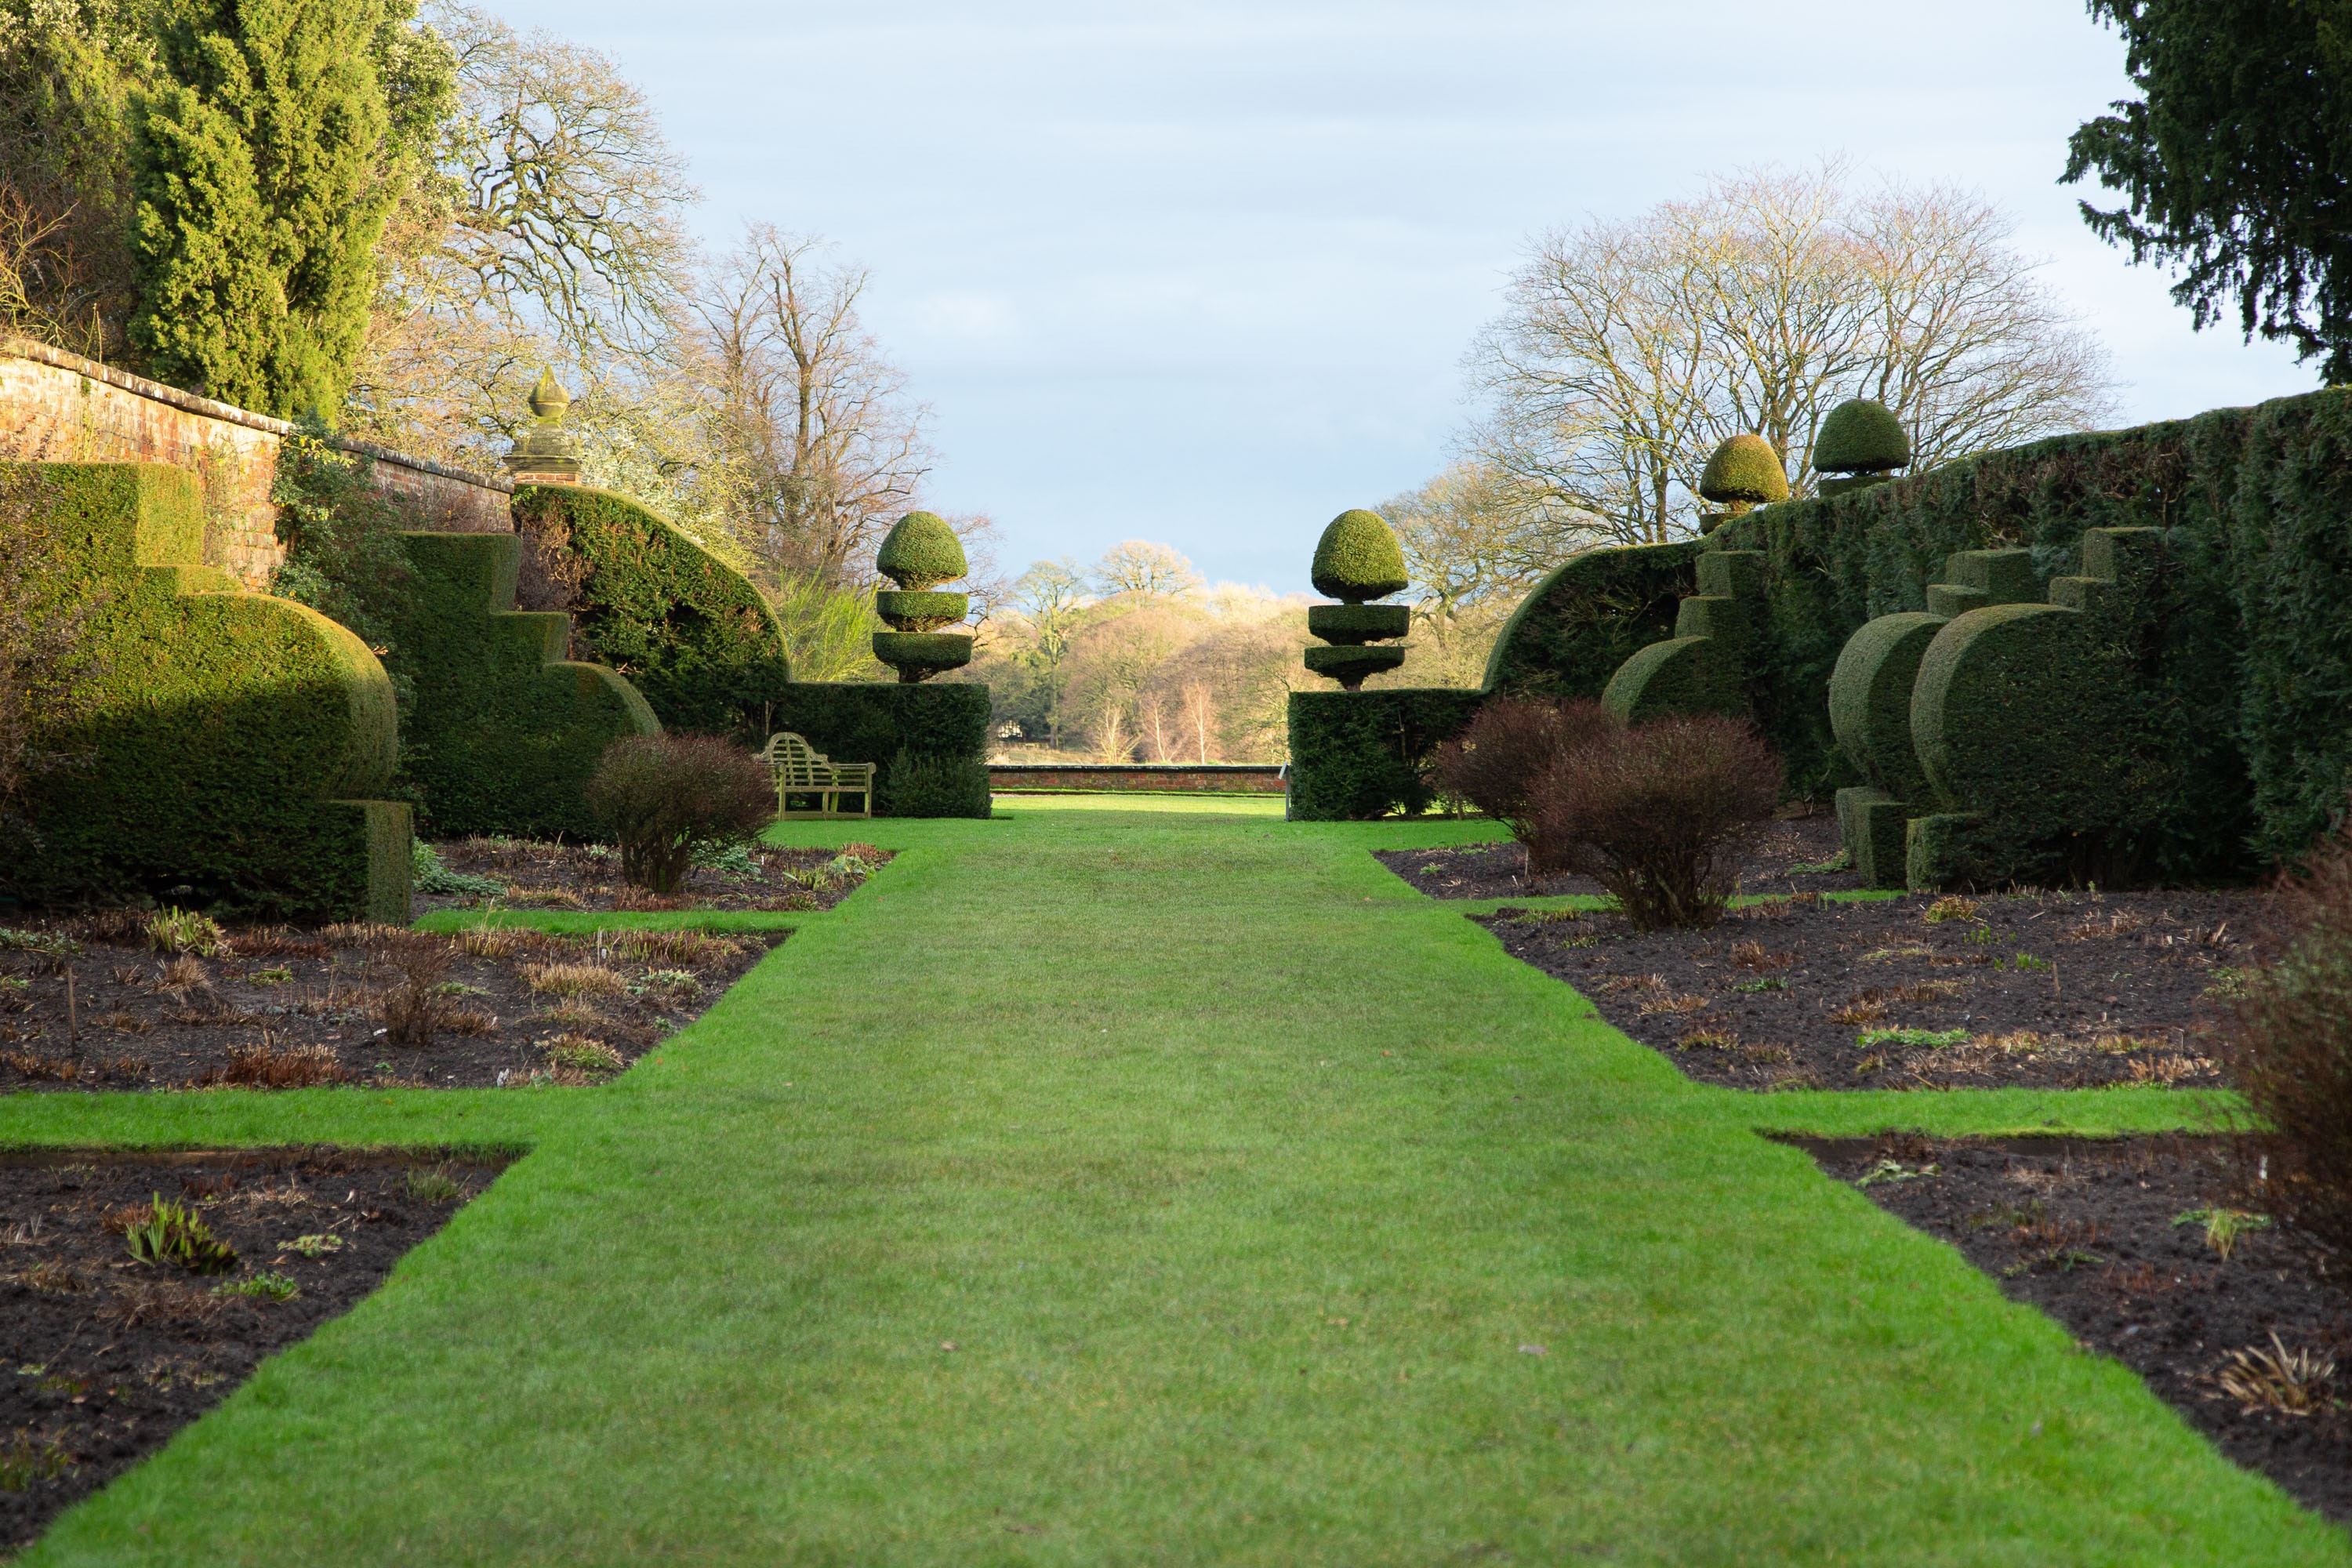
<box><xmin>386</xmin><ymin>532</ymin><xmax>658</xmax><ymax>840</ymax></box>
<box><xmin>770</xmin><ymin>682</ymin><xmax>992</xmax><ymax>818</ymax></box>
<box><xmin>1691</xmin><ymin>387</ymin><xmax>2352</xmax><ymax>877</ymax></box>
<box><xmin>7</xmin><ymin>464</ymin><xmax>412</xmax><ymax>921</ymax></box>
<box><xmin>1480</xmin><ymin>539</ymin><xmax>1702</xmax><ymax>698</ymax></box>
<box><xmin>1285</xmin><ymin>689</ymin><xmax>1484</xmax><ymax>821</ymax></box>
<box><xmin>1283</xmin><ymin>542</ymin><xmax>1697</xmax><ymax>821</ymax></box>
<box><xmin>510</xmin><ymin>485</ymin><xmax>793</xmax><ymax>739</ymax></box>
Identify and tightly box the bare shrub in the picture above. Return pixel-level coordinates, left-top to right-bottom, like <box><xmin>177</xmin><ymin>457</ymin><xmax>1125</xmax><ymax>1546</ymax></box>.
<box><xmin>1526</xmin><ymin>713</ymin><xmax>1783</xmax><ymax>929</ymax></box>
<box><xmin>585</xmin><ymin>735</ymin><xmax>774</xmax><ymax>895</ymax></box>
<box><xmin>209</xmin><ymin>1040</ymin><xmax>350</xmax><ymax>1089</ymax></box>
<box><xmin>1430</xmin><ymin>698</ymin><xmax>1614</xmax><ymax>872</ymax></box>
<box><xmin>2212</xmin><ymin>820</ymin><xmax>2352</xmax><ymax>1249</ymax></box>
<box><xmin>369</xmin><ymin>934</ymin><xmax>452</xmax><ymax>1047</ymax></box>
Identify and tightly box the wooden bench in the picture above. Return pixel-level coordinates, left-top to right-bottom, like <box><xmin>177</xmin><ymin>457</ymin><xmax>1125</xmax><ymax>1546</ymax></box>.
<box><xmin>757</xmin><ymin>732</ymin><xmax>875</xmax><ymax>820</ymax></box>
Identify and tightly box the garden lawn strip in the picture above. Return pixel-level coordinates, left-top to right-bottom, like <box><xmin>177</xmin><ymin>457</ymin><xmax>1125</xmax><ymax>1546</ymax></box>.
<box><xmin>1377</xmin><ymin>810</ymin><xmax>1860</xmax><ymax>900</ymax></box>
<box><xmin>0</xmin><ymin>1147</ymin><xmax>508</xmax><ymax>1552</ymax></box>
<box><xmin>0</xmin><ymin>797</ymin><xmax>2339</xmax><ymax>1566</ymax></box>
<box><xmin>1798</xmin><ymin>1133</ymin><xmax>2352</xmax><ymax>1523</ymax></box>
<box><xmin>1479</xmin><ymin>888</ymin><xmax>2250</xmax><ymax>1091</ymax></box>
<box><xmin>416</xmin><ymin>840</ymin><xmax>889</xmax><ymax>917</ymax></box>
<box><xmin>0</xmin><ymin>923</ymin><xmax>782</xmax><ymax>1091</ymax></box>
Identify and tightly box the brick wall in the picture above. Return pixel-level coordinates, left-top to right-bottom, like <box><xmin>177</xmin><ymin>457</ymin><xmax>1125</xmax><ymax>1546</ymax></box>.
<box><xmin>989</xmin><ymin>764</ymin><xmax>1287</xmax><ymax>794</ymax></box>
<box><xmin>0</xmin><ymin>338</ymin><xmax>511</xmax><ymax>590</ymax></box>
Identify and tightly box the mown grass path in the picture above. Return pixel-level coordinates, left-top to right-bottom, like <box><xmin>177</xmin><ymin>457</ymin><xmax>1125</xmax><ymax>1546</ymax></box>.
<box><xmin>6</xmin><ymin>798</ymin><xmax>2345</xmax><ymax>1564</ymax></box>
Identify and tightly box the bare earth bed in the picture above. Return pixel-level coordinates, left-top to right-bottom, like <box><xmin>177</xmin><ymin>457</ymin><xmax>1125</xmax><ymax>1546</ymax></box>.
<box><xmin>0</xmin><ymin>921</ymin><xmax>791</xmax><ymax>1094</ymax></box>
<box><xmin>0</xmin><ymin>1146</ymin><xmax>510</xmax><ymax>1550</ymax></box>
<box><xmin>1797</xmin><ymin>1134</ymin><xmax>2350</xmax><ymax>1521</ymax></box>
<box><xmin>1475</xmin><ymin>890</ymin><xmax>2252</xmax><ymax>1091</ymax></box>
<box><xmin>1377</xmin><ymin>812</ymin><xmax>1862</xmax><ymax>900</ymax></box>
<box><xmin>416</xmin><ymin>839</ymin><xmax>889</xmax><ymax>916</ymax></box>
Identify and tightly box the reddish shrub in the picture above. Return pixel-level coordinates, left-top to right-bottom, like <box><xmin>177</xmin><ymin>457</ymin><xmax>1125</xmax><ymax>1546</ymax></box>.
<box><xmin>2215</xmin><ymin>821</ymin><xmax>2352</xmax><ymax>1249</ymax></box>
<box><xmin>586</xmin><ymin>735</ymin><xmax>774</xmax><ymax>895</ymax></box>
<box><xmin>1431</xmin><ymin>698</ymin><xmax>1615</xmax><ymax>872</ymax></box>
<box><xmin>1526</xmin><ymin>713</ymin><xmax>1782</xmax><ymax>929</ymax></box>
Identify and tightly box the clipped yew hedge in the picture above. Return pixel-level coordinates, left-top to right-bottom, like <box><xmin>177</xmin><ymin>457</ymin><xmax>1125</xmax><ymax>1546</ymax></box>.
<box><xmin>510</xmin><ymin>485</ymin><xmax>793</xmax><ymax>737</ymax></box>
<box><xmin>770</xmin><ymin>682</ymin><xmax>992</xmax><ymax>818</ymax></box>
<box><xmin>1708</xmin><ymin>385</ymin><xmax>2352</xmax><ymax>877</ymax></box>
<box><xmin>6</xmin><ymin>464</ymin><xmax>412</xmax><ymax>921</ymax></box>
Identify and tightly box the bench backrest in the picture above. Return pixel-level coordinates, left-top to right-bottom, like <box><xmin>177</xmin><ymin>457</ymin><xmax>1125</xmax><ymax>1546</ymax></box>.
<box><xmin>761</xmin><ymin>731</ymin><xmax>834</xmax><ymax>788</ymax></box>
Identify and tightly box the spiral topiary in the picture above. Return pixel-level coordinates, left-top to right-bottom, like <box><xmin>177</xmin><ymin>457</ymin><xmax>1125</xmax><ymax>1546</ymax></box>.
<box><xmin>1304</xmin><ymin>508</ymin><xmax>1409</xmax><ymax>689</ymax></box>
<box><xmin>872</xmin><ymin>512</ymin><xmax>972</xmax><ymax>682</ymax></box>
<box><xmin>1813</xmin><ymin>399</ymin><xmax>1911</xmax><ymax>474</ymax></box>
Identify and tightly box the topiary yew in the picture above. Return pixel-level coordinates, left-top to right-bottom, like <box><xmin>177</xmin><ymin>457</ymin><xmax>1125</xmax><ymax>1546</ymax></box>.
<box><xmin>871</xmin><ymin>513</ymin><xmax>974</xmax><ymax>683</ymax></box>
<box><xmin>1310</xmin><ymin>509</ymin><xmax>1409</xmax><ymax>603</ymax></box>
<box><xmin>1305</xmin><ymin>509</ymin><xmax>1410</xmax><ymax>689</ymax></box>
<box><xmin>1813</xmin><ymin>399</ymin><xmax>1911</xmax><ymax>474</ymax></box>
<box><xmin>876</xmin><ymin>512</ymin><xmax>967</xmax><ymax>591</ymax></box>
<box><xmin>1698</xmin><ymin>434</ymin><xmax>1790</xmax><ymax>510</ymax></box>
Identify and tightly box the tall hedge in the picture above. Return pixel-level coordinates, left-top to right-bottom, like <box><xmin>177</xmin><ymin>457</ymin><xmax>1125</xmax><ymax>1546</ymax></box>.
<box><xmin>1284</xmin><ymin>543</ymin><xmax>1697</xmax><ymax>821</ymax></box>
<box><xmin>7</xmin><ymin>463</ymin><xmax>411</xmax><ymax>920</ymax></box>
<box><xmin>1285</xmin><ymin>689</ymin><xmax>1483</xmax><ymax>821</ymax></box>
<box><xmin>1684</xmin><ymin>385</ymin><xmax>2352</xmax><ymax>874</ymax></box>
<box><xmin>510</xmin><ymin>485</ymin><xmax>794</xmax><ymax>738</ymax></box>
<box><xmin>384</xmin><ymin>531</ymin><xmax>657</xmax><ymax>840</ymax></box>
<box><xmin>769</xmin><ymin>683</ymin><xmax>992</xmax><ymax>818</ymax></box>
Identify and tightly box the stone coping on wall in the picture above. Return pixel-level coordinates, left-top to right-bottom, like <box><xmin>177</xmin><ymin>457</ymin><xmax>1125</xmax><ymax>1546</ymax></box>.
<box><xmin>989</xmin><ymin>764</ymin><xmax>1288</xmax><ymax>795</ymax></box>
<box><xmin>1</xmin><ymin>337</ymin><xmax>513</xmax><ymax>494</ymax></box>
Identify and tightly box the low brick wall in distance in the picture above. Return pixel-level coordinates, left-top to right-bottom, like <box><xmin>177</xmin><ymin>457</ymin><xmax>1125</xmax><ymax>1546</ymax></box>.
<box><xmin>989</xmin><ymin>764</ymin><xmax>1287</xmax><ymax>795</ymax></box>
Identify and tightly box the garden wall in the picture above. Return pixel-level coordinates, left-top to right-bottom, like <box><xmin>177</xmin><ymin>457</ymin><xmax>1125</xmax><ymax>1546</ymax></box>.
<box><xmin>0</xmin><ymin>337</ymin><xmax>510</xmax><ymax>590</ymax></box>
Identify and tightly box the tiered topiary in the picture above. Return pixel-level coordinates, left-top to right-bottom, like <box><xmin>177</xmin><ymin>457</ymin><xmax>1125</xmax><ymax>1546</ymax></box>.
<box><xmin>1303</xmin><ymin>509</ymin><xmax>1410</xmax><ymax>690</ymax></box>
<box><xmin>1695</xmin><ymin>434</ymin><xmax>1789</xmax><ymax>533</ymax></box>
<box><xmin>871</xmin><ymin>512</ymin><xmax>974</xmax><ymax>683</ymax></box>
<box><xmin>1812</xmin><ymin>399</ymin><xmax>1910</xmax><ymax>498</ymax></box>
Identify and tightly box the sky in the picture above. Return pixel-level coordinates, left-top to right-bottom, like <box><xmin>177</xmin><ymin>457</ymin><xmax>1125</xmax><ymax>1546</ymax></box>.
<box><xmin>487</xmin><ymin>0</ymin><xmax>2314</xmax><ymax>595</ymax></box>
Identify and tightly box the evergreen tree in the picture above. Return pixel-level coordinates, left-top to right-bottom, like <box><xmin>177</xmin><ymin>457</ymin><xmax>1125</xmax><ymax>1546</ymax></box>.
<box><xmin>129</xmin><ymin>0</ymin><xmax>445</xmax><ymax>418</ymax></box>
<box><xmin>2065</xmin><ymin>1</ymin><xmax>2352</xmax><ymax>382</ymax></box>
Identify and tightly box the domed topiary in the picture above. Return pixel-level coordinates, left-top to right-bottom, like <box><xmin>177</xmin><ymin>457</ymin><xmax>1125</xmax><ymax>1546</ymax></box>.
<box><xmin>1697</xmin><ymin>434</ymin><xmax>1790</xmax><ymax>509</ymax></box>
<box><xmin>875</xmin><ymin>511</ymin><xmax>967</xmax><ymax>591</ymax></box>
<box><xmin>1813</xmin><ymin>399</ymin><xmax>1910</xmax><ymax>475</ymax></box>
<box><xmin>1310</xmin><ymin>509</ymin><xmax>1408</xmax><ymax>604</ymax></box>
<box><xmin>1302</xmin><ymin>509</ymin><xmax>1410</xmax><ymax>689</ymax></box>
<box><xmin>872</xmin><ymin>513</ymin><xmax>972</xmax><ymax>681</ymax></box>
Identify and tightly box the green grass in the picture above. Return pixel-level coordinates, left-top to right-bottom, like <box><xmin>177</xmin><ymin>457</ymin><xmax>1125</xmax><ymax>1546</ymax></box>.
<box><xmin>2</xmin><ymin>794</ymin><xmax>2340</xmax><ymax>1563</ymax></box>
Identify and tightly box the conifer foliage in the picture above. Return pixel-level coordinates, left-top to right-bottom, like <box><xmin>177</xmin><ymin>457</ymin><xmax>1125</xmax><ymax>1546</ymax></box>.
<box><xmin>128</xmin><ymin>0</ymin><xmax>445</xmax><ymax>419</ymax></box>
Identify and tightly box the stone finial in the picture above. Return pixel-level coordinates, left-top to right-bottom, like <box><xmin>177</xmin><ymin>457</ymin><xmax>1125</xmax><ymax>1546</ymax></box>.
<box><xmin>504</xmin><ymin>370</ymin><xmax>582</xmax><ymax>485</ymax></box>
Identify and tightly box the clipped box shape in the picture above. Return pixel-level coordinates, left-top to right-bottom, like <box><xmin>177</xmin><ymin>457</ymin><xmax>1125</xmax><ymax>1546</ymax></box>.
<box><xmin>389</xmin><ymin>531</ymin><xmax>659</xmax><ymax>840</ymax></box>
<box><xmin>1834</xmin><ymin>786</ymin><xmax>1910</xmax><ymax>891</ymax></box>
<box><xmin>8</xmin><ymin>463</ymin><xmax>410</xmax><ymax>920</ymax></box>
<box><xmin>1302</xmin><ymin>643</ymin><xmax>1406</xmax><ymax>687</ymax></box>
<box><xmin>874</xmin><ymin>590</ymin><xmax>969</xmax><ymax>632</ymax></box>
<box><xmin>1828</xmin><ymin>612</ymin><xmax>1944</xmax><ymax>804</ymax></box>
<box><xmin>1306</xmin><ymin>603</ymin><xmax>1410</xmax><ymax>645</ymax></box>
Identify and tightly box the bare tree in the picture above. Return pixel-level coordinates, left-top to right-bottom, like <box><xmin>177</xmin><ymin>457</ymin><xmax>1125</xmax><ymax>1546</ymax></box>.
<box><xmin>348</xmin><ymin>5</ymin><xmax>702</xmax><ymax>468</ymax></box>
<box><xmin>695</xmin><ymin>224</ymin><xmax>932</xmax><ymax>586</ymax></box>
<box><xmin>1091</xmin><ymin>539</ymin><xmax>1203</xmax><ymax>601</ymax></box>
<box><xmin>1380</xmin><ymin>462</ymin><xmax>1590</xmax><ymax>649</ymax></box>
<box><xmin>1468</xmin><ymin>164</ymin><xmax>2118</xmax><ymax>543</ymax></box>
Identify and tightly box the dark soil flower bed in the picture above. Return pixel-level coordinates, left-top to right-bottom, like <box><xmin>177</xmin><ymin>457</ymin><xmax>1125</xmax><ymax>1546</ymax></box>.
<box><xmin>416</xmin><ymin>839</ymin><xmax>889</xmax><ymax>916</ymax></box>
<box><xmin>0</xmin><ymin>1145</ymin><xmax>510</xmax><ymax>1551</ymax></box>
<box><xmin>1795</xmin><ymin>1133</ymin><xmax>2349</xmax><ymax>1522</ymax></box>
<box><xmin>1478</xmin><ymin>890</ymin><xmax>2252</xmax><ymax>1091</ymax></box>
<box><xmin>1377</xmin><ymin>812</ymin><xmax>1860</xmax><ymax>900</ymax></box>
<box><xmin>0</xmin><ymin>919</ymin><xmax>787</xmax><ymax>1092</ymax></box>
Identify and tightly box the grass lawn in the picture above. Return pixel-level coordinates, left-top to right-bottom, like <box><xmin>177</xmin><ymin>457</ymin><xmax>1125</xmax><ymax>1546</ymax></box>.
<box><xmin>2</xmin><ymin>795</ymin><xmax>2342</xmax><ymax>1564</ymax></box>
